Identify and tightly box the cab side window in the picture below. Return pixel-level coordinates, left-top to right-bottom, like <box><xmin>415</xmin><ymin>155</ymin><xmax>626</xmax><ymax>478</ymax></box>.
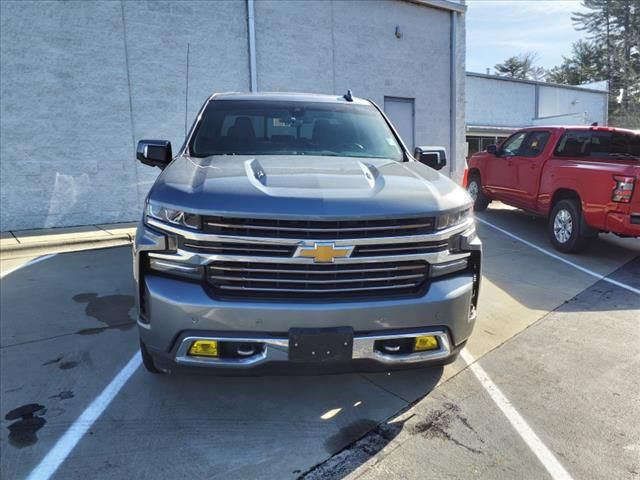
<box><xmin>520</xmin><ymin>131</ymin><xmax>551</xmax><ymax>157</ymax></box>
<box><xmin>555</xmin><ymin>130</ymin><xmax>639</xmax><ymax>159</ymax></box>
<box><xmin>500</xmin><ymin>132</ymin><xmax>528</xmax><ymax>156</ymax></box>
<box><xmin>555</xmin><ymin>131</ymin><xmax>590</xmax><ymax>157</ymax></box>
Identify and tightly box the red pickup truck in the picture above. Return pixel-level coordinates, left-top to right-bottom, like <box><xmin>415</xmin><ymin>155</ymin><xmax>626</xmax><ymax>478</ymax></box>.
<box><xmin>466</xmin><ymin>126</ymin><xmax>639</xmax><ymax>252</ymax></box>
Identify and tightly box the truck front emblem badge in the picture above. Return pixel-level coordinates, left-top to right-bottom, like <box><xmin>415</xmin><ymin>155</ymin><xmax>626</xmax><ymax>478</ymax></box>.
<box><xmin>294</xmin><ymin>243</ymin><xmax>354</xmax><ymax>263</ymax></box>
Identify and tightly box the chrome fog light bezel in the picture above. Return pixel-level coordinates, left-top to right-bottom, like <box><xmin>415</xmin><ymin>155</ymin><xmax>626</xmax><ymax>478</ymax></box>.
<box><xmin>148</xmin><ymin>257</ymin><xmax>204</xmax><ymax>280</ymax></box>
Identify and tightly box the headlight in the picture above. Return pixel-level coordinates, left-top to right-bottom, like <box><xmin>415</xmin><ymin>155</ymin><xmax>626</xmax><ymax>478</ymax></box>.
<box><xmin>146</xmin><ymin>202</ymin><xmax>201</xmax><ymax>230</ymax></box>
<box><xmin>436</xmin><ymin>207</ymin><xmax>472</xmax><ymax>230</ymax></box>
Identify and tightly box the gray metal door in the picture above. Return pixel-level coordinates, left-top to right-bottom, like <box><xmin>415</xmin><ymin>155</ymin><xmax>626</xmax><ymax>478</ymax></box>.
<box><xmin>384</xmin><ymin>97</ymin><xmax>415</xmax><ymax>150</ymax></box>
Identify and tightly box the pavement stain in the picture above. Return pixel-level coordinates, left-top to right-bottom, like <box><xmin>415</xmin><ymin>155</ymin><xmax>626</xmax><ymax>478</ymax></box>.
<box><xmin>72</xmin><ymin>292</ymin><xmax>135</xmax><ymax>334</ymax></box>
<box><xmin>4</xmin><ymin>403</ymin><xmax>46</xmax><ymax>448</ymax></box>
<box><xmin>409</xmin><ymin>402</ymin><xmax>483</xmax><ymax>454</ymax></box>
<box><xmin>4</xmin><ymin>386</ymin><xmax>23</xmax><ymax>394</ymax></box>
<box><xmin>59</xmin><ymin>360</ymin><xmax>79</xmax><ymax>370</ymax></box>
<box><xmin>49</xmin><ymin>390</ymin><xmax>74</xmax><ymax>400</ymax></box>
<box><xmin>42</xmin><ymin>355</ymin><xmax>64</xmax><ymax>366</ymax></box>
<box><xmin>304</xmin><ymin>417</ymin><xmax>412</xmax><ymax>479</ymax></box>
<box><xmin>324</xmin><ymin>419</ymin><xmax>379</xmax><ymax>455</ymax></box>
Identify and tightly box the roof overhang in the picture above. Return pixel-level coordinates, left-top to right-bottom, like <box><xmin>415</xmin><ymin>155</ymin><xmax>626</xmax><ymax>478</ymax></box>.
<box><xmin>466</xmin><ymin>71</ymin><xmax>609</xmax><ymax>94</ymax></box>
<box><xmin>402</xmin><ymin>0</ymin><xmax>466</xmax><ymax>13</ymax></box>
<box><xmin>466</xmin><ymin>125</ymin><xmax>519</xmax><ymax>136</ymax></box>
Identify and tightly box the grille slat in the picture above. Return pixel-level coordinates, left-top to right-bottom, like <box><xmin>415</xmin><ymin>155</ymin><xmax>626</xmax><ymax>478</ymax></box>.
<box><xmin>209</xmin><ymin>265</ymin><xmax>421</xmax><ymax>275</ymax></box>
<box><xmin>203</xmin><ymin>216</ymin><xmax>435</xmax><ymax>239</ymax></box>
<box><xmin>354</xmin><ymin>241</ymin><xmax>449</xmax><ymax>256</ymax></box>
<box><xmin>207</xmin><ymin>260</ymin><xmax>428</xmax><ymax>299</ymax></box>
<box><xmin>181</xmin><ymin>240</ymin><xmax>294</xmax><ymax>257</ymax></box>
<box><xmin>209</xmin><ymin>274</ymin><xmax>425</xmax><ymax>284</ymax></box>
<box><xmin>214</xmin><ymin>282</ymin><xmax>423</xmax><ymax>294</ymax></box>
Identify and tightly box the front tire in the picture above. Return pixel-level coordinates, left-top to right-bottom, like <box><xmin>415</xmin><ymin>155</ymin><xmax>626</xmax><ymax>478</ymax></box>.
<box><xmin>549</xmin><ymin>199</ymin><xmax>587</xmax><ymax>253</ymax></box>
<box><xmin>467</xmin><ymin>174</ymin><xmax>490</xmax><ymax>211</ymax></box>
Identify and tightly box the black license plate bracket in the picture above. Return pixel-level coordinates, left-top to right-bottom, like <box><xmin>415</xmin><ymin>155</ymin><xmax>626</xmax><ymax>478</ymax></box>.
<box><xmin>289</xmin><ymin>327</ymin><xmax>354</xmax><ymax>363</ymax></box>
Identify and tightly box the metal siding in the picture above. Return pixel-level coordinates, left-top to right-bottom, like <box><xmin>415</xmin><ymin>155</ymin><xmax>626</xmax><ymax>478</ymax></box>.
<box><xmin>466</xmin><ymin>74</ymin><xmax>609</xmax><ymax>131</ymax></box>
<box><xmin>537</xmin><ymin>85</ymin><xmax>607</xmax><ymax>125</ymax></box>
<box><xmin>466</xmin><ymin>76</ymin><xmax>536</xmax><ymax>128</ymax></box>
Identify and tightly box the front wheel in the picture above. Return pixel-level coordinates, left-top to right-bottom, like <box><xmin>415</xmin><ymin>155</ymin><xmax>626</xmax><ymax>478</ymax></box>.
<box><xmin>548</xmin><ymin>199</ymin><xmax>587</xmax><ymax>253</ymax></box>
<box><xmin>467</xmin><ymin>175</ymin><xmax>490</xmax><ymax>211</ymax></box>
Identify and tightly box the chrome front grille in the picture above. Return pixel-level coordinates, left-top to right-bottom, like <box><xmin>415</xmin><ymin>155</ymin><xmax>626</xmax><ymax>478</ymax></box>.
<box><xmin>203</xmin><ymin>216</ymin><xmax>435</xmax><ymax>239</ymax></box>
<box><xmin>207</xmin><ymin>260</ymin><xmax>429</xmax><ymax>299</ymax></box>
<box><xmin>146</xmin><ymin>214</ymin><xmax>473</xmax><ymax>302</ymax></box>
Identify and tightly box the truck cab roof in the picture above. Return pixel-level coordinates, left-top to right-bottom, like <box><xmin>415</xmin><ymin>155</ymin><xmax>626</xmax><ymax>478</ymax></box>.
<box><xmin>517</xmin><ymin>125</ymin><xmax>639</xmax><ymax>135</ymax></box>
<box><xmin>209</xmin><ymin>91</ymin><xmax>372</xmax><ymax>106</ymax></box>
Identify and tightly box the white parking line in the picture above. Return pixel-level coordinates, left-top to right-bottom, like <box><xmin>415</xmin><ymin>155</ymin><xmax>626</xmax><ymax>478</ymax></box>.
<box><xmin>26</xmin><ymin>352</ymin><xmax>142</xmax><ymax>480</ymax></box>
<box><xmin>476</xmin><ymin>217</ymin><xmax>640</xmax><ymax>295</ymax></box>
<box><xmin>461</xmin><ymin>349</ymin><xmax>574</xmax><ymax>480</ymax></box>
<box><xmin>0</xmin><ymin>254</ymin><xmax>57</xmax><ymax>279</ymax></box>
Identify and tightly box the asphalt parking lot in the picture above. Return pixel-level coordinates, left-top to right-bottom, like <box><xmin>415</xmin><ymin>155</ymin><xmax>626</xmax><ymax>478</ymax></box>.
<box><xmin>1</xmin><ymin>203</ymin><xmax>639</xmax><ymax>480</ymax></box>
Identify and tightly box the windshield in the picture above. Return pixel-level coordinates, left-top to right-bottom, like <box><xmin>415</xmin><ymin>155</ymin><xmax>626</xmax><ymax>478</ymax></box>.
<box><xmin>188</xmin><ymin>100</ymin><xmax>404</xmax><ymax>161</ymax></box>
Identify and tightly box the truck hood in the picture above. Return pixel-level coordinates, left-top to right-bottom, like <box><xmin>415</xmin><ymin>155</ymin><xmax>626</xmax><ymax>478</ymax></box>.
<box><xmin>148</xmin><ymin>155</ymin><xmax>471</xmax><ymax>218</ymax></box>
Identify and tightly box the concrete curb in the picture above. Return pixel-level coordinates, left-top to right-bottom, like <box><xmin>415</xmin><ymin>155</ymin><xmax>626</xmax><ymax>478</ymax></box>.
<box><xmin>0</xmin><ymin>233</ymin><xmax>134</xmax><ymax>260</ymax></box>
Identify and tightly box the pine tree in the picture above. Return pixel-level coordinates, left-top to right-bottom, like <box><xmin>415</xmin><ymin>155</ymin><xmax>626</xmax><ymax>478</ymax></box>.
<box><xmin>547</xmin><ymin>40</ymin><xmax>605</xmax><ymax>85</ymax></box>
<box><xmin>571</xmin><ymin>0</ymin><xmax>639</xmax><ymax>126</ymax></box>
<box><xmin>494</xmin><ymin>53</ymin><xmax>537</xmax><ymax>80</ymax></box>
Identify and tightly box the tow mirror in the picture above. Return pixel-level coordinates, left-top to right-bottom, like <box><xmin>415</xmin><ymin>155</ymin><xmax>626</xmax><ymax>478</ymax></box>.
<box><xmin>137</xmin><ymin>140</ymin><xmax>172</xmax><ymax>169</ymax></box>
<box><xmin>486</xmin><ymin>144</ymin><xmax>498</xmax><ymax>155</ymax></box>
<box><xmin>414</xmin><ymin>146</ymin><xmax>447</xmax><ymax>171</ymax></box>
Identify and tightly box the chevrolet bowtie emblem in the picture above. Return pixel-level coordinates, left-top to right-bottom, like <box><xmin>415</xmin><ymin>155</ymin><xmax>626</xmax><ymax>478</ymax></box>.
<box><xmin>294</xmin><ymin>242</ymin><xmax>354</xmax><ymax>263</ymax></box>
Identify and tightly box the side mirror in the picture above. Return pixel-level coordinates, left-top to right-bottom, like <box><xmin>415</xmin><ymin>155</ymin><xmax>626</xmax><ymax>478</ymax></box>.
<box><xmin>486</xmin><ymin>144</ymin><xmax>498</xmax><ymax>155</ymax></box>
<box><xmin>414</xmin><ymin>146</ymin><xmax>447</xmax><ymax>171</ymax></box>
<box><xmin>137</xmin><ymin>140</ymin><xmax>172</xmax><ymax>169</ymax></box>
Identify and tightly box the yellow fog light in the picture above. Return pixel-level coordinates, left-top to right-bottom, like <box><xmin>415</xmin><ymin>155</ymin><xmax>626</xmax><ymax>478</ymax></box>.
<box><xmin>188</xmin><ymin>340</ymin><xmax>218</xmax><ymax>357</ymax></box>
<box><xmin>414</xmin><ymin>336</ymin><xmax>439</xmax><ymax>352</ymax></box>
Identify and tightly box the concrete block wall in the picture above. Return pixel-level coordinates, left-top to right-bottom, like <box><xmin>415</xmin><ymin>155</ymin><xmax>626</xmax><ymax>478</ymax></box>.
<box><xmin>1</xmin><ymin>0</ymin><xmax>464</xmax><ymax>231</ymax></box>
<box><xmin>1</xmin><ymin>0</ymin><xmax>248</xmax><ymax>231</ymax></box>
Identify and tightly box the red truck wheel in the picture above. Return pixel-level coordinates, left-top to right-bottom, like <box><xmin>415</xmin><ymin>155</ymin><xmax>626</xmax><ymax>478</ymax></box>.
<box><xmin>549</xmin><ymin>199</ymin><xmax>587</xmax><ymax>253</ymax></box>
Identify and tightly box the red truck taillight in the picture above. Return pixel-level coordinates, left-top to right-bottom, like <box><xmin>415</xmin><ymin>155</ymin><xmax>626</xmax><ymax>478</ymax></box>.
<box><xmin>612</xmin><ymin>176</ymin><xmax>636</xmax><ymax>203</ymax></box>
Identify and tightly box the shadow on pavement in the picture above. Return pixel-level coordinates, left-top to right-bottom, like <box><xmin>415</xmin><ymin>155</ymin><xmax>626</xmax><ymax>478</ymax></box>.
<box><xmin>477</xmin><ymin>205</ymin><xmax>639</xmax><ymax>313</ymax></box>
<box><xmin>67</xmin><ymin>364</ymin><xmax>444</xmax><ymax>479</ymax></box>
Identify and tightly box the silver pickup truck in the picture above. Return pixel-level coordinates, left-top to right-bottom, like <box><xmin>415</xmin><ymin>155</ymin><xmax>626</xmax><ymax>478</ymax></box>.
<box><xmin>134</xmin><ymin>92</ymin><xmax>481</xmax><ymax>374</ymax></box>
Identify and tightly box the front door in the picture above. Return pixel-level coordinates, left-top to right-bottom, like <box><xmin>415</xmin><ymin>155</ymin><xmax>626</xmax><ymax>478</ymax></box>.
<box><xmin>511</xmin><ymin>130</ymin><xmax>551</xmax><ymax>209</ymax></box>
<box><xmin>484</xmin><ymin>131</ymin><xmax>527</xmax><ymax>202</ymax></box>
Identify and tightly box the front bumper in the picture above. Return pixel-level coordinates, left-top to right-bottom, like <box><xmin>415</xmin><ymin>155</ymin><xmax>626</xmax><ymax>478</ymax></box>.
<box><xmin>138</xmin><ymin>270</ymin><xmax>476</xmax><ymax>371</ymax></box>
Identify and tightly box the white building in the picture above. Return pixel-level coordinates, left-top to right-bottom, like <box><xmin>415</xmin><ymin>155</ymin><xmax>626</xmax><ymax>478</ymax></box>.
<box><xmin>465</xmin><ymin>72</ymin><xmax>609</xmax><ymax>157</ymax></box>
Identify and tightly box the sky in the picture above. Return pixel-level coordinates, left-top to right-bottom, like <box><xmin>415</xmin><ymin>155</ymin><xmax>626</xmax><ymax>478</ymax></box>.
<box><xmin>466</xmin><ymin>0</ymin><xmax>590</xmax><ymax>74</ymax></box>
